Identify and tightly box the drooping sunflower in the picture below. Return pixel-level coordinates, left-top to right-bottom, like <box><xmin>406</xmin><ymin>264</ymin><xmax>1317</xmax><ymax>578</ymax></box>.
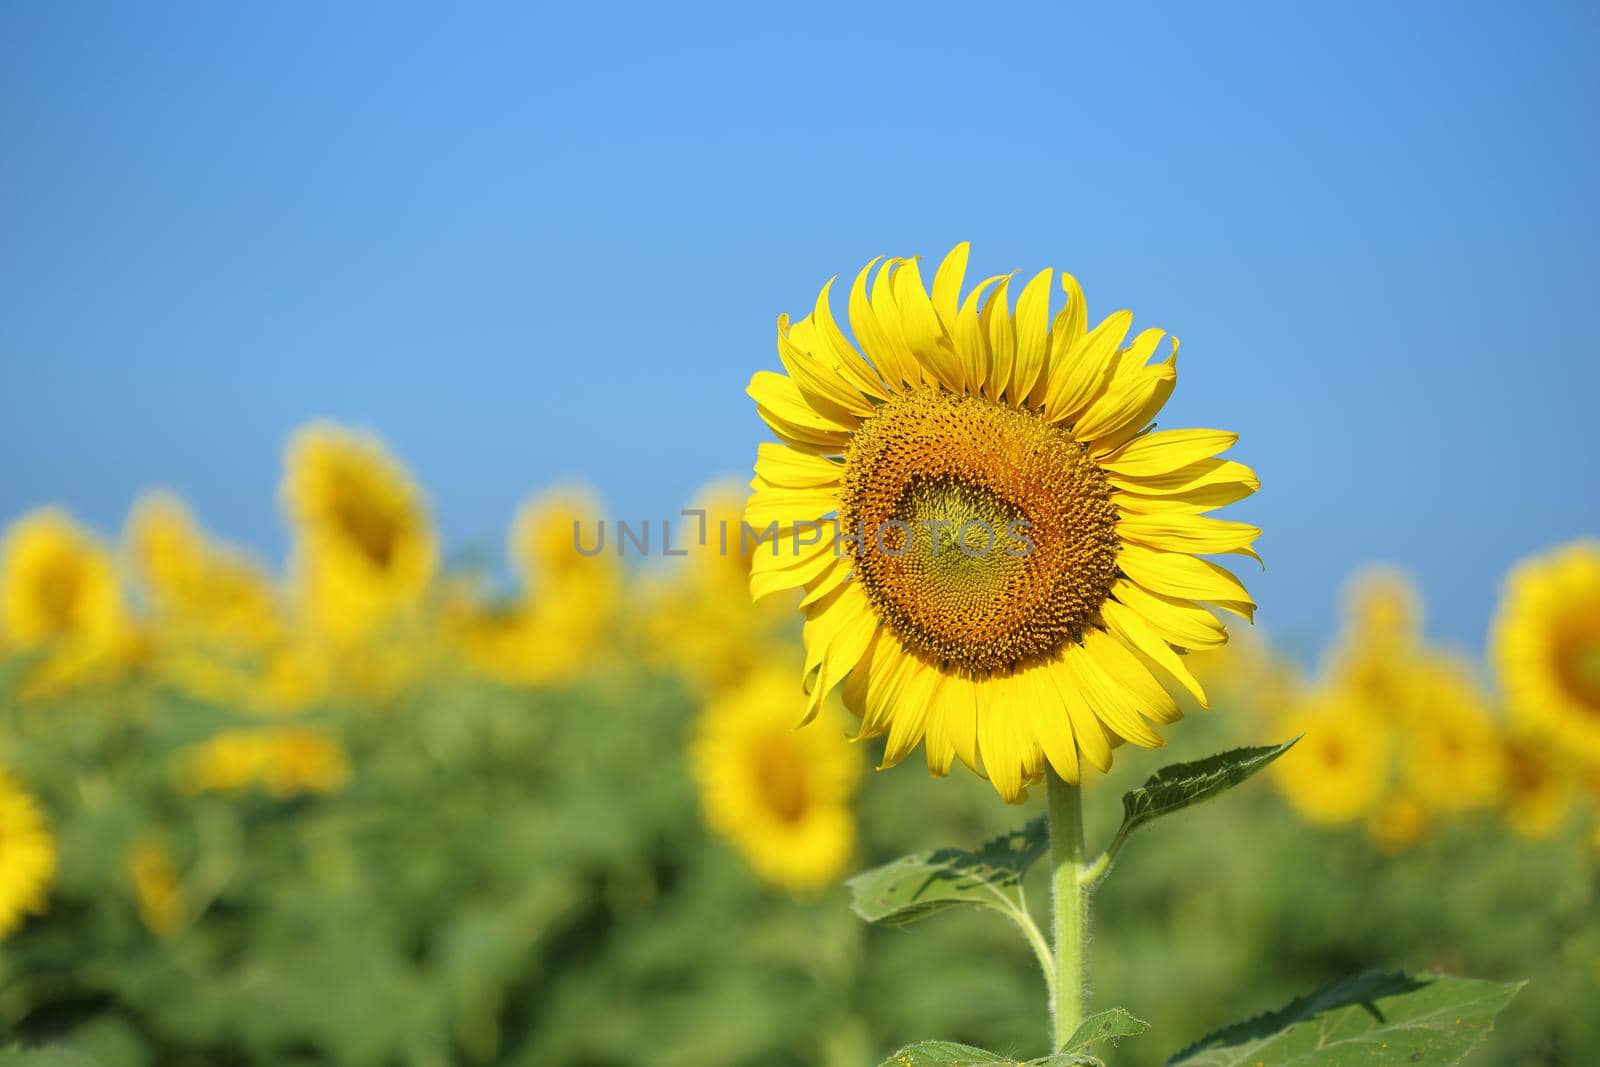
<box><xmin>745</xmin><ymin>245</ymin><xmax>1259</xmax><ymax>801</ymax></box>
<box><xmin>1492</xmin><ymin>539</ymin><xmax>1600</xmax><ymax>763</ymax></box>
<box><xmin>0</xmin><ymin>770</ymin><xmax>57</xmax><ymax>939</ymax></box>
<box><xmin>282</xmin><ymin>422</ymin><xmax>437</xmax><ymax>645</ymax></box>
<box><xmin>692</xmin><ymin>666</ymin><xmax>860</xmax><ymax>890</ymax></box>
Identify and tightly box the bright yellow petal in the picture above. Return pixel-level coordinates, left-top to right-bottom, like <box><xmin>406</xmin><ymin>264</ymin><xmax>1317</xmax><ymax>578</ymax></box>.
<box><xmin>1109</xmin><ymin>578</ymin><xmax>1229</xmax><ymax>651</ymax></box>
<box><xmin>1117</xmin><ymin>544</ymin><xmax>1256</xmax><ymax>621</ymax></box>
<box><xmin>1100</xmin><ymin>429</ymin><xmax>1237</xmax><ymax>478</ymax></box>
<box><xmin>753</xmin><ymin>443</ymin><xmax>844</xmax><ymax>490</ymax></box>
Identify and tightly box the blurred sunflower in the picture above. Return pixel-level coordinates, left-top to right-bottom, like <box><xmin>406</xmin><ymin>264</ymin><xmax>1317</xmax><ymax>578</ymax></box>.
<box><xmin>455</xmin><ymin>487</ymin><xmax>621</xmax><ymax>686</ymax></box>
<box><xmin>1366</xmin><ymin>791</ymin><xmax>1430</xmax><ymax>854</ymax></box>
<box><xmin>636</xmin><ymin>480</ymin><xmax>797</xmax><ymax>695</ymax></box>
<box><xmin>283</xmin><ymin>422</ymin><xmax>437</xmax><ymax>645</ymax></box>
<box><xmin>744</xmin><ymin>244</ymin><xmax>1258</xmax><ymax>801</ymax></box>
<box><xmin>125</xmin><ymin>490</ymin><xmax>284</xmax><ymax>650</ymax></box>
<box><xmin>129</xmin><ymin>841</ymin><xmax>187</xmax><ymax>938</ymax></box>
<box><xmin>0</xmin><ymin>770</ymin><xmax>57</xmax><ymax>939</ymax></box>
<box><xmin>1499</xmin><ymin>733</ymin><xmax>1574</xmax><ymax>841</ymax></box>
<box><xmin>1327</xmin><ymin>567</ymin><xmax>1425</xmax><ymax>711</ymax></box>
<box><xmin>1493</xmin><ymin>539</ymin><xmax>1600</xmax><ymax>763</ymax></box>
<box><xmin>2</xmin><ymin>508</ymin><xmax>126</xmax><ymax>652</ymax></box>
<box><xmin>1396</xmin><ymin>655</ymin><xmax>1505</xmax><ymax>815</ymax></box>
<box><xmin>1</xmin><ymin>508</ymin><xmax>133</xmax><ymax>694</ymax></box>
<box><xmin>1271</xmin><ymin>689</ymin><xmax>1391</xmax><ymax>825</ymax></box>
<box><xmin>177</xmin><ymin>727</ymin><xmax>350</xmax><ymax>797</ymax></box>
<box><xmin>692</xmin><ymin>666</ymin><xmax>860</xmax><ymax>890</ymax></box>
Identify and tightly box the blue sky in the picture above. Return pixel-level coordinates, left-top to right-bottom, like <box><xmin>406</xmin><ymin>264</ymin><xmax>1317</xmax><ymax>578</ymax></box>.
<box><xmin>3</xmin><ymin>1</ymin><xmax>1596</xmax><ymax>659</ymax></box>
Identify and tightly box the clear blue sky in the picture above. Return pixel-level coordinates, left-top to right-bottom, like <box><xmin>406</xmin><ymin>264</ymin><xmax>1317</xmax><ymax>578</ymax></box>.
<box><xmin>3</xmin><ymin>1</ymin><xmax>1596</xmax><ymax>658</ymax></box>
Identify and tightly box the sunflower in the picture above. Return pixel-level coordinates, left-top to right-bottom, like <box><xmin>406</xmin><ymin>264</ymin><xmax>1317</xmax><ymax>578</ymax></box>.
<box><xmin>1389</xmin><ymin>655</ymin><xmax>1505</xmax><ymax>814</ymax></box>
<box><xmin>636</xmin><ymin>480</ymin><xmax>798</xmax><ymax>695</ymax></box>
<box><xmin>129</xmin><ymin>841</ymin><xmax>187</xmax><ymax>938</ymax></box>
<box><xmin>455</xmin><ymin>487</ymin><xmax>621</xmax><ymax>686</ymax></box>
<box><xmin>1366</xmin><ymin>791</ymin><xmax>1430</xmax><ymax>854</ymax></box>
<box><xmin>177</xmin><ymin>727</ymin><xmax>350</xmax><ymax>797</ymax></box>
<box><xmin>125</xmin><ymin>490</ymin><xmax>283</xmax><ymax>652</ymax></box>
<box><xmin>1271</xmin><ymin>688</ymin><xmax>1391</xmax><ymax>826</ymax></box>
<box><xmin>0</xmin><ymin>770</ymin><xmax>57</xmax><ymax>939</ymax></box>
<box><xmin>1499</xmin><ymin>733</ymin><xmax>1574</xmax><ymax>841</ymax></box>
<box><xmin>1</xmin><ymin>508</ymin><xmax>127</xmax><ymax>654</ymax></box>
<box><xmin>692</xmin><ymin>666</ymin><xmax>860</xmax><ymax>890</ymax></box>
<box><xmin>744</xmin><ymin>245</ymin><xmax>1259</xmax><ymax>801</ymax></box>
<box><xmin>283</xmin><ymin>422</ymin><xmax>437</xmax><ymax>645</ymax></box>
<box><xmin>1493</xmin><ymin>539</ymin><xmax>1600</xmax><ymax>764</ymax></box>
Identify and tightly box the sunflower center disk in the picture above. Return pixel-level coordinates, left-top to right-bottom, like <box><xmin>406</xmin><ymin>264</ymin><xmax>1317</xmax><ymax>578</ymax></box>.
<box><xmin>839</xmin><ymin>389</ymin><xmax>1120</xmax><ymax>674</ymax></box>
<box><xmin>1557</xmin><ymin>624</ymin><xmax>1600</xmax><ymax>713</ymax></box>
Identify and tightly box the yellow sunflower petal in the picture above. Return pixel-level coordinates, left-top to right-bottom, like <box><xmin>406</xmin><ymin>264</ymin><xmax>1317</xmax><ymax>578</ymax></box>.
<box><xmin>1118</xmin><ymin>544</ymin><xmax>1257</xmax><ymax>621</ymax></box>
<box><xmin>930</xmin><ymin>242</ymin><xmax>969</xmax><ymax>331</ymax></box>
<box><xmin>1102</xmin><ymin>599</ymin><xmax>1207</xmax><ymax>707</ymax></box>
<box><xmin>1109</xmin><ymin>578</ymin><xmax>1229</xmax><ymax>651</ymax></box>
<box><xmin>1100</xmin><ymin>429</ymin><xmax>1237</xmax><ymax>478</ymax></box>
<box><xmin>752</xmin><ymin>443</ymin><xmax>844</xmax><ymax>490</ymax></box>
<box><xmin>1117</xmin><ymin>512</ymin><xmax>1262</xmax><ymax>563</ymax></box>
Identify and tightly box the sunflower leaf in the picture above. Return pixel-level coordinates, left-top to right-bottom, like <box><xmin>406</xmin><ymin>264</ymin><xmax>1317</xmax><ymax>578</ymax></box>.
<box><xmin>1059</xmin><ymin>1008</ymin><xmax>1151</xmax><ymax>1059</ymax></box>
<box><xmin>875</xmin><ymin>1039</ymin><xmax>1104</xmax><ymax>1066</ymax></box>
<box><xmin>847</xmin><ymin>816</ymin><xmax>1048</xmax><ymax>927</ymax></box>
<box><xmin>1106</xmin><ymin>739</ymin><xmax>1296</xmax><ymax>860</ymax></box>
<box><xmin>1165</xmin><ymin>971</ymin><xmax>1524</xmax><ymax>1066</ymax></box>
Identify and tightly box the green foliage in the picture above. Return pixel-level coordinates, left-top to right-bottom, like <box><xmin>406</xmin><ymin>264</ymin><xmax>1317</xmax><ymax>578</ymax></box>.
<box><xmin>1109</xmin><ymin>740</ymin><xmax>1298</xmax><ymax>859</ymax></box>
<box><xmin>1060</xmin><ymin>1008</ymin><xmax>1151</xmax><ymax>1062</ymax></box>
<box><xmin>848</xmin><ymin>817</ymin><xmax>1047</xmax><ymax>928</ymax></box>
<box><xmin>1167</xmin><ymin>972</ymin><xmax>1524</xmax><ymax>1067</ymax></box>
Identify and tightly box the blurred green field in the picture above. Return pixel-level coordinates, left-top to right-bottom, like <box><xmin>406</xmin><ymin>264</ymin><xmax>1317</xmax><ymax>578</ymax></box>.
<box><xmin>1</xmin><ymin>660</ymin><xmax>1596</xmax><ymax>1066</ymax></box>
<box><xmin>1</xmin><ymin>424</ymin><xmax>1596</xmax><ymax>1066</ymax></box>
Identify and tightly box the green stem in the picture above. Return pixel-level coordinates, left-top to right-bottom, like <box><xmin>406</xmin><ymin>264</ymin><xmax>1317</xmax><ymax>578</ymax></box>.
<box><xmin>1046</xmin><ymin>768</ymin><xmax>1088</xmax><ymax>1051</ymax></box>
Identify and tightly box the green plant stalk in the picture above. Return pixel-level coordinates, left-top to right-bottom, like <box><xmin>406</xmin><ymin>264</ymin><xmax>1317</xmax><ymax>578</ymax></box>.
<box><xmin>1046</xmin><ymin>768</ymin><xmax>1088</xmax><ymax>1050</ymax></box>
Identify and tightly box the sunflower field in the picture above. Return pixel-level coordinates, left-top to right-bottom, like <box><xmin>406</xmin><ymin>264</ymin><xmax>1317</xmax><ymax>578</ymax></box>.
<box><xmin>2</xmin><ymin>244</ymin><xmax>1598</xmax><ymax>1067</ymax></box>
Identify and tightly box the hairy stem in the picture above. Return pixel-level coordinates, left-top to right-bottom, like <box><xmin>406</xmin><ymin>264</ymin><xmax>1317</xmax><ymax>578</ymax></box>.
<box><xmin>1046</xmin><ymin>769</ymin><xmax>1088</xmax><ymax>1050</ymax></box>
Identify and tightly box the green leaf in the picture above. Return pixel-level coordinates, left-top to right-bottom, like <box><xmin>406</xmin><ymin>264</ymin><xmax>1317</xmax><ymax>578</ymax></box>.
<box><xmin>876</xmin><ymin>1041</ymin><xmax>1017</xmax><ymax>1066</ymax></box>
<box><xmin>1059</xmin><ymin>1008</ymin><xmax>1151</xmax><ymax>1059</ymax></box>
<box><xmin>1166</xmin><ymin>971</ymin><xmax>1524</xmax><ymax>1066</ymax></box>
<box><xmin>875</xmin><ymin>1039</ymin><xmax>1108</xmax><ymax>1067</ymax></box>
<box><xmin>1114</xmin><ymin>740</ymin><xmax>1297</xmax><ymax>848</ymax></box>
<box><xmin>848</xmin><ymin>817</ymin><xmax>1048</xmax><ymax>927</ymax></box>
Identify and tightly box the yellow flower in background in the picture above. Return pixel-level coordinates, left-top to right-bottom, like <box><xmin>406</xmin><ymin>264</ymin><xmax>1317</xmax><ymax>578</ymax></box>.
<box><xmin>125</xmin><ymin>491</ymin><xmax>284</xmax><ymax>651</ymax></box>
<box><xmin>693</xmin><ymin>666</ymin><xmax>860</xmax><ymax>891</ymax></box>
<box><xmin>1499</xmin><ymin>734</ymin><xmax>1573</xmax><ymax>841</ymax></box>
<box><xmin>1493</xmin><ymin>539</ymin><xmax>1600</xmax><ymax>764</ymax></box>
<box><xmin>129</xmin><ymin>842</ymin><xmax>187</xmax><ymax>938</ymax></box>
<box><xmin>1</xmin><ymin>508</ymin><xmax>127</xmax><ymax>655</ymax></box>
<box><xmin>1327</xmin><ymin>567</ymin><xmax>1425</xmax><ymax>711</ymax></box>
<box><xmin>1367</xmin><ymin>791</ymin><xmax>1430</xmax><ymax>854</ymax></box>
<box><xmin>636</xmin><ymin>480</ymin><xmax>797</xmax><ymax>696</ymax></box>
<box><xmin>1397</xmin><ymin>655</ymin><xmax>1506</xmax><ymax>815</ymax></box>
<box><xmin>283</xmin><ymin>422</ymin><xmax>437</xmax><ymax>645</ymax></box>
<box><xmin>178</xmin><ymin>727</ymin><xmax>350</xmax><ymax>797</ymax></box>
<box><xmin>0</xmin><ymin>770</ymin><xmax>57</xmax><ymax>939</ymax></box>
<box><xmin>455</xmin><ymin>488</ymin><xmax>621</xmax><ymax>686</ymax></box>
<box><xmin>1272</xmin><ymin>689</ymin><xmax>1391</xmax><ymax>825</ymax></box>
<box><xmin>258</xmin><ymin>727</ymin><xmax>351</xmax><ymax>796</ymax></box>
<box><xmin>745</xmin><ymin>244</ymin><xmax>1258</xmax><ymax>801</ymax></box>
